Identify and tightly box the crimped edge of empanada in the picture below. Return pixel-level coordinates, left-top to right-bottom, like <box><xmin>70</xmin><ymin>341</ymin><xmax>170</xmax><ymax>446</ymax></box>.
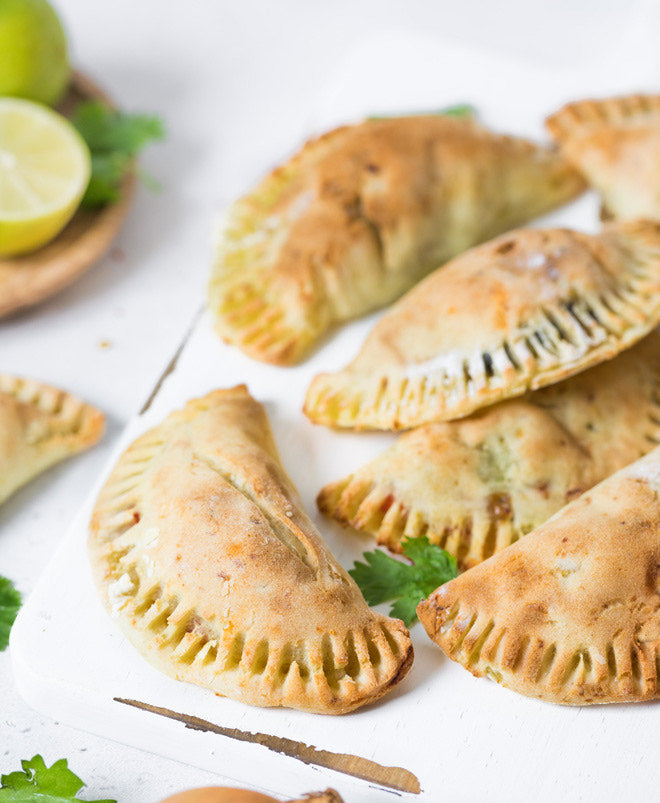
<box><xmin>417</xmin><ymin>452</ymin><xmax>660</xmax><ymax>705</ymax></box>
<box><xmin>0</xmin><ymin>374</ymin><xmax>105</xmax><ymax>503</ymax></box>
<box><xmin>546</xmin><ymin>94</ymin><xmax>660</xmax><ymax>144</ymax></box>
<box><xmin>304</xmin><ymin>220</ymin><xmax>660</xmax><ymax>430</ymax></box>
<box><xmin>319</xmin><ymin>467</ymin><xmax>526</xmax><ymax>571</ymax></box>
<box><xmin>89</xmin><ymin>388</ymin><xmax>413</xmax><ymax>715</ymax></box>
<box><xmin>210</xmin><ymin>116</ymin><xmax>584</xmax><ymax>367</ymax></box>
<box><xmin>209</xmin><ymin>127</ymin><xmax>351</xmax><ymax>366</ymax></box>
<box><xmin>418</xmin><ymin>594</ymin><xmax>659</xmax><ymax>705</ymax></box>
<box><xmin>318</xmin><ymin>335</ymin><xmax>660</xmax><ymax>567</ymax></box>
<box><xmin>0</xmin><ymin>374</ymin><xmax>104</xmax><ymax>444</ymax></box>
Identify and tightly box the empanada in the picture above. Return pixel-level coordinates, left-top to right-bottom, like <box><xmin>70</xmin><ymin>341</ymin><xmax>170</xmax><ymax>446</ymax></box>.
<box><xmin>318</xmin><ymin>331</ymin><xmax>660</xmax><ymax>569</ymax></box>
<box><xmin>88</xmin><ymin>386</ymin><xmax>412</xmax><ymax>715</ymax></box>
<box><xmin>417</xmin><ymin>448</ymin><xmax>660</xmax><ymax>705</ymax></box>
<box><xmin>305</xmin><ymin>220</ymin><xmax>660</xmax><ymax>430</ymax></box>
<box><xmin>208</xmin><ymin>114</ymin><xmax>584</xmax><ymax>365</ymax></box>
<box><xmin>0</xmin><ymin>374</ymin><xmax>104</xmax><ymax>505</ymax></box>
<box><xmin>547</xmin><ymin>94</ymin><xmax>660</xmax><ymax>220</ymax></box>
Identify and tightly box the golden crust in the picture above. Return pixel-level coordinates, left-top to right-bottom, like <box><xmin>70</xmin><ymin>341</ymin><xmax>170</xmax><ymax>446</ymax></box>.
<box><xmin>88</xmin><ymin>386</ymin><xmax>412</xmax><ymax>715</ymax></box>
<box><xmin>208</xmin><ymin>115</ymin><xmax>584</xmax><ymax>365</ymax></box>
<box><xmin>417</xmin><ymin>447</ymin><xmax>660</xmax><ymax>705</ymax></box>
<box><xmin>0</xmin><ymin>374</ymin><xmax>105</xmax><ymax>505</ymax></box>
<box><xmin>546</xmin><ymin>94</ymin><xmax>660</xmax><ymax>220</ymax></box>
<box><xmin>318</xmin><ymin>331</ymin><xmax>660</xmax><ymax>569</ymax></box>
<box><xmin>304</xmin><ymin>220</ymin><xmax>660</xmax><ymax>430</ymax></box>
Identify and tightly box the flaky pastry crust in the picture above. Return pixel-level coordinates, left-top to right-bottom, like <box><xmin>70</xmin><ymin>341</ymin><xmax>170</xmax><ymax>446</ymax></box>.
<box><xmin>418</xmin><ymin>449</ymin><xmax>660</xmax><ymax>705</ymax></box>
<box><xmin>209</xmin><ymin>115</ymin><xmax>583</xmax><ymax>364</ymax></box>
<box><xmin>305</xmin><ymin>221</ymin><xmax>660</xmax><ymax>430</ymax></box>
<box><xmin>547</xmin><ymin>94</ymin><xmax>660</xmax><ymax>220</ymax></box>
<box><xmin>318</xmin><ymin>331</ymin><xmax>660</xmax><ymax>569</ymax></box>
<box><xmin>88</xmin><ymin>386</ymin><xmax>412</xmax><ymax>715</ymax></box>
<box><xmin>0</xmin><ymin>374</ymin><xmax>104</xmax><ymax>505</ymax></box>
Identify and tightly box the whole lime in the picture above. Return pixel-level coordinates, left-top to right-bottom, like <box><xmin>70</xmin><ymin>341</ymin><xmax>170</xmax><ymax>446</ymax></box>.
<box><xmin>0</xmin><ymin>0</ymin><xmax>70</xmax><ymax>106</ymax></box>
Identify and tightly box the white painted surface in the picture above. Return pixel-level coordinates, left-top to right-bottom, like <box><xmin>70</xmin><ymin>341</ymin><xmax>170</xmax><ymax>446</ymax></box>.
<box><xmin>3</xmin><ymin>1</ymin><xmax>660</xmax><ymax>801</ymax></box>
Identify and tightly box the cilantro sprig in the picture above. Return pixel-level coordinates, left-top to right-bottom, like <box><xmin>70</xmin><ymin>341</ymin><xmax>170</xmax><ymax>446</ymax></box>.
<box><xmin>71</xmin><ymin>101</ymin><xmax>166</xmax><ymax>207</ymax></box>
<box><xmin>0</xmin><ymin>576</ymin><xmax>21</xmax><ymax>651</ymax></box>
<box><xmin>0</xmin><ymin>755</ymin><xmax>116</xmax><ymax>802</ymax></box>
<box><xmin>349</xmin><ymin>536</ymin><xmax>457</xmax><ymax>626</ymax></box>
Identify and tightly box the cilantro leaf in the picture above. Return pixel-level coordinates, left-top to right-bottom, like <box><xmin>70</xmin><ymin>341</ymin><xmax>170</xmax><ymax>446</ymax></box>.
<box><xmin>84</xmin><ymin>152</ymin><xmax>132</xmax><ymax>206</ymax></box>
<box><xmin>0</xmin><ymin>755</ymin><xmax>115</xmax><ymax>802</ymax></box>
<box><xmin>435</xmin><ymin>103</ymin><xmax>476</xmax><ymax>117</ymax></box>
<box><xmin>349</xmin><ymin>536</ymin><xmax>457</xmax><ymax>626</ymax></box>
<box><xmin>368</xmin><ymin>103</ymin><xmax>476</xmax><ymax>121</ymax></box>
<box><xmin>71</xmin><ymin>101</ymin><xmax>166</xmax><ymax>208</ymax></box>
<box><xmin>0</xmin><ymin>576</ymin><xmax>21</xmax><ymax>651</ymax></box>
<box><xmin>72</xmin><ymin>102</ymin><xmax>164</xmax><ymax>153</ymax></box>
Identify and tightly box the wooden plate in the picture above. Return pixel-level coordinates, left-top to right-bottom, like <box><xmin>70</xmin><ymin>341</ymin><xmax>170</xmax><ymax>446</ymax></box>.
<box><xmin>0</xmin><ymin>71</ymin><xmax>137</xmax><ymax>318</ymax></box>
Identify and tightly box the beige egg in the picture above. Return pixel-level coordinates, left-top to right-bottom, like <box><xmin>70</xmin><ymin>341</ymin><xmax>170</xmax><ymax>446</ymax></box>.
<box><xmin>158</xmin><ymin>787</ymin><xmax>278</xmax><ymax>803</ymax></box>
<box><xmin>158</xmin><ymin>786</ymin><xmax>344</xmax><ymax>803</ymax></box>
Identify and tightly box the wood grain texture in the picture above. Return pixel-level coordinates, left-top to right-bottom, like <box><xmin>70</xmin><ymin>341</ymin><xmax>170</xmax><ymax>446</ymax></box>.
<box><xmin>115</xmin><ymin>698</ymin><xmax>421</xmax><ymax>794</ymax></box>
<box><xmin>0</xmin><ymin>71</ymin><xmax>136</xmax><ymax>318</ymax></box>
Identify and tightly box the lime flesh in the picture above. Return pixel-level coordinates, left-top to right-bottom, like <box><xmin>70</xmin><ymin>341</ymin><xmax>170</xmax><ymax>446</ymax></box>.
<box><xmin>0</xmin><ymin>97</ymin><xmax>91</xmax><ymax>257</ymax></box>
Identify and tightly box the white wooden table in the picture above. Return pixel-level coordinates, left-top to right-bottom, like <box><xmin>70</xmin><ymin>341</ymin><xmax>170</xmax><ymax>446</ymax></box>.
<box><xmin>2</xmin><ymin>1</ymin><xmax>657</xmax><ymax>801</ymax></box>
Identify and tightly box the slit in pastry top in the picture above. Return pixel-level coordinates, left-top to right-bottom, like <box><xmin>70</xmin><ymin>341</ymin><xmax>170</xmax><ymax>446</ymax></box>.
<box><xmin>304</xmin><ymin>220</ymin><xmax>660</xmax><ymax>430</ymax></box>
<box><xmin>208</xmin><ymin>114</ymin><xmax>584</xmax><ymax>365</ymax></box>
<box><xmin>417</xmin><ymin>446</ymin><xmax>660</xmax><ymax>706</ymax></box>
<box><xmin>88</xmin><ymin>385</ymin><xmax>413</xmax><ymax>715</ymax></box>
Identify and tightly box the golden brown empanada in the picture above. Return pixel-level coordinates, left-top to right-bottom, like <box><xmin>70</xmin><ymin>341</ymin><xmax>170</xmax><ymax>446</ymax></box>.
<box><xmin>208</xmin><ymin>115</ymin><xmax>584</xmax><ymax>365</ymax></box>
<box><xmin>318</xmin><ymin>331</ymin><xmax>660</xmax><ymax>569</ymax></box>
<box><xmin>0</xmin><ymin>374</ymin><xmax>104</xmax><ymax>505</ymax></box>
<box><xmin>417</xmin><ymin>447</ymin><xmax>660</xmax><ymax>705</ymax></box>
<box><xmin>88</xmin><ymin>386</ymin><xmax>412</xmax><ymax>715</ymax></box>
<box><xmin>305</xmin><ymin>220</ymin><xmax>660</xmax><ymax>430</ymax></box>
<box><xmin>547</xmin><ymin>94</ymin><xmax>660</xmax><ymax>220</ymax></box>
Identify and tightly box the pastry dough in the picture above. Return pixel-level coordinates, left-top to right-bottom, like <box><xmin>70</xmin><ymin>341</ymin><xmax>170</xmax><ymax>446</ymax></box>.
<box><xmin>0</xmin><ymin>374</ymin><xmax>104</xmax><ymax>505</ymax></box>
<box><xmin>417</xmin><ymin>447</ymin><xmax>660</xmax><ymax>705</ymax></box>
<box><xmin>318</xmin><ymin>331</ymin><xmax>660</xmax><ymax>569</ymax></box>
<box><xmin>547</xmin><ymin>94</ymin><xmax>660</xmax><ymax>220</ymax></box>
<box><xmin>208</xmin><ymin>115</ymin><xmax>584</xmax><ymax>365</ymax></box>
<box><xmin>305</xmin><ymin>220</ymin><xmax>660</xmax><ymax>430</ymax></box>
<box><xmin>88</xmin><ymin>386</ymin><xmax>412</xmax><ymax>715</ymax></box>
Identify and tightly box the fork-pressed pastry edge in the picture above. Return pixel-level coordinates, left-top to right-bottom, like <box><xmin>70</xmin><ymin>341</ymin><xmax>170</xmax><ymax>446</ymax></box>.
<box><xmin>89</xmin><ymin>386</ymin><xmax>413</xmax><ymax>715</ymax></box>
<box><xmin>0</xmin><ymin>373</ymin><xmax>105</xmax><ymax>504</ymax></box>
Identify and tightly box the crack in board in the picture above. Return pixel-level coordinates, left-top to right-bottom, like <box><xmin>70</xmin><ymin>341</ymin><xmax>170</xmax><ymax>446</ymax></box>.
<box><xmin>114</xmin><ymin>697</ymin><xmax>421</xmax><ymax>794</ymax></box>
<box><xmin>140</xmin><ymin>306</ymin><xmax>203</xmax><ymax>415</ymax></box>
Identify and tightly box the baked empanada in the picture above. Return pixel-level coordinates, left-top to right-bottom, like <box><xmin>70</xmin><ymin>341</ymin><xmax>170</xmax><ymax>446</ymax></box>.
<box><xmin>318</xmin><ymin>331</ymin><xmax>660</xmax><ymax>569</ymax></box>
<box><xmin>305</xmin><ymin>220</ymin><xmax>660</xmax><ymax>430</ymax></box>
<box><xmin>417</xmin><ymin>448</ymin><xmax>660</xmax><ymax>705</ymax></box>
<box><xmin>208</xmin><ymin>114</ymin><xmax>584</xmax><ymax>365</ymax></box>
<box><xmin>0</xmin><ymin>374</ymin><xmax>104</xmax><ymax>505</ymax></box>
<box><xmin>547</xmin><ymin>94</ymin><xmax>660</xmax><ymax>220</ymax></box>
<box><xmin>88</xmin><ymin>386</ymin><xmax>412</xmax><ymax>715</ymax></box>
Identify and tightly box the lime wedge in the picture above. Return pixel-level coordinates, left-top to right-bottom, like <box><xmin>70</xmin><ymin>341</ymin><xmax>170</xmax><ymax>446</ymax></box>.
<box><xmin>0</xmin><ymin>97</ymin><xmax>91</xmax><ymax>257</ymax></box>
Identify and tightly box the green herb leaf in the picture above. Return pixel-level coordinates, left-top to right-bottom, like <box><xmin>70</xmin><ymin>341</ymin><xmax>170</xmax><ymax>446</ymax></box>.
<box><xmin>83</xmin><ymin>152</ymin><xmax>132</xmax><ymax>206</ymax></box>
<box><xmin>349</xmin><ymin>536</ymin><xmax>457</xmax><ymax>626</ymax></box>
<box><xmin>368</xmin><ymin>103</ymin><xmax>476</xmax><ymax>121</ymax></box>
<box><xmin>0</xmin><ymin>576</ymin><xmax>21</xmax><ymax>651</ymax></box>
<box><xmin>0</xmin><ymin>755</ymin><xmax>116</xmax><ymax>802</ymax></box>
<box><xmin>71</xmin><ymin>101</ymin><xmax>166</xmax><ymax>208</ymax></box>
<box><xmin>436</xmin><ymin>103</ymin><xmax>476</xmax><ymax>117</ymax></box>
<box><xmin>72</xmin><ymin>102</ymin><xmax>165</xmax><ymax>153</ymax></box>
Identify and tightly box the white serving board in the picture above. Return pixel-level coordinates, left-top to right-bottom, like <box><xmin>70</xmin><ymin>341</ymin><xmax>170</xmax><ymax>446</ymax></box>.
<box><xmin>11</xmin><ymin>16</ymin><xmax>660</xmax><ymax>803</ymax></box>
